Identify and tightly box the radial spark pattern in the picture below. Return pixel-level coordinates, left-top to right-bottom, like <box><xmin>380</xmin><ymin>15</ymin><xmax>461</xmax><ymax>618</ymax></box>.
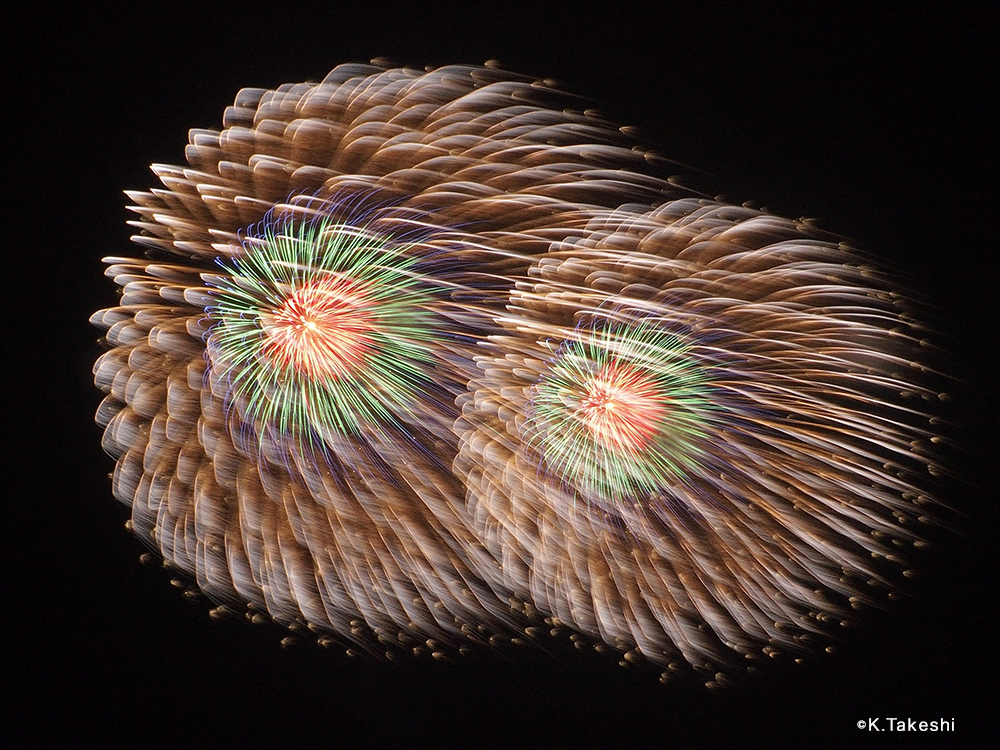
<box><xmin>208</xmin><ymin>210</ymin><xmax>444</xmax><ymax>443</ymax></box>
<box><xmin>92</xmin><ymin>63</ymin><xmax>944</xmax><ymax>679</ymax></box>
<box><xmin>524</xmin><ymin>319</ymin><xmax>712</xmax><ymax>503</ymax></box>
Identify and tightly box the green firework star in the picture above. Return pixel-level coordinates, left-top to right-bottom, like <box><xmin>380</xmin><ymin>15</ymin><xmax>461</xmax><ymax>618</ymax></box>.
<box><xmin>525</xmin><ymin>320</ymin><xmax>714</xmax><ymax>503</ymax></box>
<box><xmin>206</xmin><ymin>214</ymin><xmax>444</xmax><ymax>446</ymax></box>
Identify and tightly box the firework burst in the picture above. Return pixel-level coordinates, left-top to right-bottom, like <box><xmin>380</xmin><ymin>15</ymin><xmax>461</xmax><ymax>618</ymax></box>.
<box><xmin>92</xmin><ymin>63</ymin><xmax>945</xmax><ymax>679</ymax></box>
<box><xmin>523</xmin><ymin>317</ymin><xmax>713</xmax><ymax>504</ymax></box>
<box><xmin>207</xmin><ymin>207</ymin><xmax>447</xmax><ymax>447</ymax></box>
<box><xmin>456</xmin><ymin>206</ymin><xmax>943</xmax><ymax>672</ymax></box>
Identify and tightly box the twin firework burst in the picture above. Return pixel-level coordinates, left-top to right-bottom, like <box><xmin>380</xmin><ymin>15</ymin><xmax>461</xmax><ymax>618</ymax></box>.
<box><xmin>92</xmin><ymin>63</ymin><xmax>944</xmax><ymax>681</ymax></box>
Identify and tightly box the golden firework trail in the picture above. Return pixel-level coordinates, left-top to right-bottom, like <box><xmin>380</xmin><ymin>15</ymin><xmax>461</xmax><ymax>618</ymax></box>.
<box><xmin>92</xmin><ymin>63</ymin><xmax>945</xmax><ymax>681</ymax></box>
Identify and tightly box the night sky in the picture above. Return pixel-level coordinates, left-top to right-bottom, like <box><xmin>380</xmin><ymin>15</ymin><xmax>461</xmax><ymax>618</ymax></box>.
<box><xmin>8</xmin><ymin>3</ymin><xmax>996</xmax><ymax>746</ymax></box>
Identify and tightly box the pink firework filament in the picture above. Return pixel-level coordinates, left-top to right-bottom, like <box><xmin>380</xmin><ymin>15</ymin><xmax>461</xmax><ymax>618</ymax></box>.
<box><xmin>263</xmin><ymin>276</ymin><xmax>377</xmax><ymax>381</ymax></box>
<box><xmin>577</xmin><ymin>362</ymin><xmax>668</xmax><ymax>454</ymax></box>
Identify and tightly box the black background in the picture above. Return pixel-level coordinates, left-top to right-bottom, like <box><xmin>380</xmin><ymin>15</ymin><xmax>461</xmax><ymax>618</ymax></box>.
<box><xmin>7</xmin><ymin>2</ymin><xmax>996</xmax><ymax>747</ymax></box>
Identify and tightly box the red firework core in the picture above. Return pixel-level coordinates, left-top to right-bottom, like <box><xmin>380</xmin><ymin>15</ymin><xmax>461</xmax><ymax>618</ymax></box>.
<box><xmin>577</xmin><ymin>362</ymin><xmax>667</xmax><ymax>453</ymax></box>
<box><xmin>263</xmin><ymin>276</ymin><xmax>377</xmax><ymax>380</ymax></box>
